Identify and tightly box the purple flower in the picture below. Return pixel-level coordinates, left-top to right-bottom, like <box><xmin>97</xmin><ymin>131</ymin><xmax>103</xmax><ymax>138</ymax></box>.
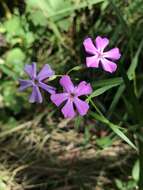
<box><xmin>83</xmin><ymin>36</ymin><xmax>121</xmax><ymax>73</ymax></box>
<box><xmin>19</xmin><ymin>62</ymin><xmax>56</xmax><ymax>103</ymax></box>
<box><xmin>51</xmin><ymin>75</ymin><xmax>92</xmax><ymax>118</ymax></box>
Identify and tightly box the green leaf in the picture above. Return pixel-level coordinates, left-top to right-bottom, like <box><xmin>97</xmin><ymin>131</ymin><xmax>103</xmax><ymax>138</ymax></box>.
<box><xmin>2</xmin><ymin>82</ymin><xmax>23</xmax><ymax>113</ymax></box>
<box><xmin>87</xmin><ymin>83</ymin><xmax>120</xmax><ymax>100</ymax></box>
<box><xmin>27</xmin><ymin>10</ymin><xmax>48</xmax><ymax>26</ymax></box>
<box><xmin>57</xmin><ymin>18</ymin><xmax>72</xmax><ymax>31</ymax></box>
<box><xmin>127</xmin><ymin>39</ymin><xmax>143</xmax><ymax>80</ymax></box>
<box><xmin>5</xmin><ymin>48</ymin><xmax>26</xmax><ymax>74</ymax></box>
<box><xmin>132</xmin><ymin>160</ymin><xmax>139</xmax><ymax>182</ymax></box>
<box><xmin>96</xmin><ymin>136</ymin><xmax>113</xmax><ymax>148</ymax></box>
<box><xmin>67</xmin><ymin>66</ymin><xmax>83</xmax><ymax>74</ymax></box>
<box><xmin>108</xmin><ymin>122</ymin><xmax>137</xmax><ymax>151</ymax></box>
<box><xmin>115</xmin><ymin>179</ymin><xmax>124</xmax><ymax>190</ymax></box>
<box><xmin>3</xmin><ymin>15</ymin><xmax>23</xmax><ymax>36</ymax></box>
<box><xmin>25</xmin><ymin>32</ymin><xmax>35</xmax><ymax>46</ymax></box>
<box><xmin>91</xmin><ymin>112</ymin><xmax>137</xmax><ymax>150</ymax></box>
<box><xmin>26</xmin><ymin>0</ymin><xmax>50</xmax><ymax>26</ymax></box>
<box><xmin>92</xmin><ymin>77</ymin><xmax>123</xmax><ymax>88</ymax></box>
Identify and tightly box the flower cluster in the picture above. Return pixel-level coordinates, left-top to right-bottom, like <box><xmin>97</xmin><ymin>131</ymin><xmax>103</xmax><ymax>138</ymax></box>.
<box><xmin>19</xmin><ymin>36</ymin><xmax>121</xmax><ymax>118</ymax></box>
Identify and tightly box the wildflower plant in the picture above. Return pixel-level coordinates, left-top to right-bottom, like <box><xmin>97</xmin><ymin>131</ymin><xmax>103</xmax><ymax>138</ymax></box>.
<box><xmin>19</xmin><ymin>35</ymin><xmax>143</xmax><ymax>190</ymax></box>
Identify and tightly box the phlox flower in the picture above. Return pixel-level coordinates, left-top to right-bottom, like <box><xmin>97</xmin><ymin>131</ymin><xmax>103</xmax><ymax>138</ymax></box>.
<box><xmin>19</xmin><ymin>63</ymin><xmax>55</xmax><ymax>103</ymax></box>
<box><xmin>83</xmin><ymin>36</ymin><xmax>121</xmax><ymax>73</ymax></box>
<box><xmin>51</xmin><ymin>75</ymin><xmax>92</xmax><ymax>118</ymax></box>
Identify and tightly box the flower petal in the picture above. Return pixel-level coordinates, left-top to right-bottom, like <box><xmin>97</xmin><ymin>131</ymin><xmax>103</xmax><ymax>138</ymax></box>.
<box><xmin>29</xmin><ymin>85</ymin><xmax>43</xmax><ymax>103</ymax></box>
<box><xmin>95</xmin><ymin>36</ymin><xmax>109</xmax><ymax>51</ymax></box>
<box><xmin>101</xmin><ymin>58</ymin><xmax>117</xmax><ymax>73</ymax></box>
<box><xmin>24</xmin><ymin>62</ymin><xmax>36</xmax><ymax>79</ymax></box>
<box><xmin>19</xmin><ymin>79</ymin><xmax>33</xmax><ymax>91</ymax></box>
<box><xmin>60</xmin><ymin>75</ymin><xmax>74</xmax><ymax>93</ymax></box>
<box><xmin>38</xmin><ymin>81</ymin><xmax>56</xmax><ymax>94</ymax></box>
<box><xmin>61</xmin><ymin>99</ymin><xmax>76</xmax><ymax>118</ymax></box>
<box><xmin>51</xmin><ymin>93</ymin><xmax>68</xmax><ymax>106</ymax></box>
<box><xmin>75</xmin><ymin>81</ymin><xmax>92</xmax><ymax>96</ymax></box>
<box><xmin>37</xmin><ymin>64</ymin><xmax>55</xmax><ymax>81</ymax></box>
<box><xmin>83</xmin><ymin>37</ymin><xmax>97</xmax><ymax>55</ymax></box>
<box><xmin>74</xmin><ymin>97</ymin><xmax>89</xmax><ymax>116</ymax></box>
<box><xmin>86</xmin><ymin>56</ymin><xmax>99</xmax><ymax>68</ymax></box>
<box><xmin>104</xmin><ymin>47</ymin><xmax>121</xmax><ymax>60</ymax></box>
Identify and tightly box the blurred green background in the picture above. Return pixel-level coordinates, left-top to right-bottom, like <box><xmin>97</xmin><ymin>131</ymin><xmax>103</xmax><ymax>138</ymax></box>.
<box><xmin>0</xmin><ymin>0</ymin><xmax>143</xmax><ymax>189</ymax></box>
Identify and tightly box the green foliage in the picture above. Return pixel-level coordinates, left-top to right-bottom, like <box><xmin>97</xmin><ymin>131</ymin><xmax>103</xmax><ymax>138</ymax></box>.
<box><xmin>0</xmin><ymin>0</ymin><xmax>143</xmax><ymax>188</ymax></box>
<box><xmin>1</xmin><ymin>12</ymin><xmax>35</xmax><ymax>47</ymax></box>
<box><xmin>96</xmin><ymin>136</ymin><xmax>114</xmax><ymax>148</ymax></box>
<box><xmin>5</xmin><ymin>48</ymin><xmax>26</xmax><ymax>74</ymax></box>
<box><xmin>26</xmin><ymin>0</ymin><xmax>73</xmax><ymax>31</ymax></box>
<box><xmin>115</xmin><ymin>179</ymin><xmax>137</xmax><ymax>190</ymax></box>
<box><xmin>132</xmin><ymin>160</ymin><xmax>139</xmax><ymax>182</ymax></box>
<box><xmin>91</xmin><ymin>111</ymin><xmax>137</xmax><ymax>150</ymax></box>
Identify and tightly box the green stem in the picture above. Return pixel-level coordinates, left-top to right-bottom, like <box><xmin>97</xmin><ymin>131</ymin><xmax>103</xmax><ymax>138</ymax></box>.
<box><xmin>89</xmin><ymin>99</ymin><xmax>104</xmax><ymax>117</ymax></box>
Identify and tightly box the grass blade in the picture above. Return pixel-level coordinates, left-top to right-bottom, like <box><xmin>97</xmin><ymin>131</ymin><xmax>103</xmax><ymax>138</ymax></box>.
<box><xmin>91</xmin><ymin>112</ymin><xmax>137</xmax><ymax>150</ymax></box>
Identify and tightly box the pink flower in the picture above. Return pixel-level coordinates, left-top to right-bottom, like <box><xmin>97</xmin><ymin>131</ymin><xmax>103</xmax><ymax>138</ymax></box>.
<box><xmin>83</xmin><ymin>36</ymin><xmax>121</xmax><ymax>73</ymax></box>
<box><xmin>51</xmin><ymin>75</ymin><xmax>92</xmax><ymax>118</ymax></box>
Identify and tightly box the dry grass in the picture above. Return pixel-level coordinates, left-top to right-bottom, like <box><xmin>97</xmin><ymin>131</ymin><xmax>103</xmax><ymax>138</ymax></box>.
<box><xmin>0</xmin><ymin>114</ymin><xmax>135</xmax><ymax>190</ymax></box>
